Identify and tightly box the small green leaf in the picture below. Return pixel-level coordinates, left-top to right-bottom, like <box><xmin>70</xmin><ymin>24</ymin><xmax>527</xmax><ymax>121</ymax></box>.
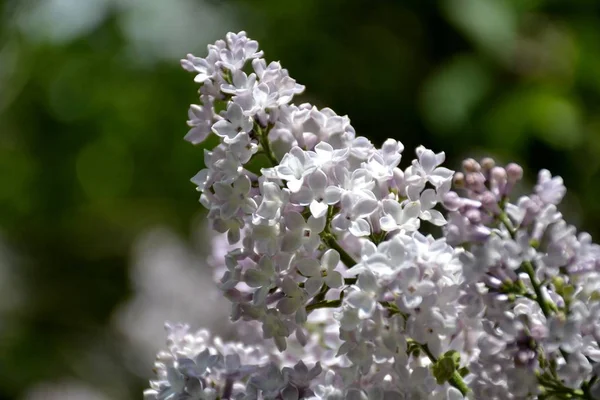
<box><xmin>563</xmin><ymin>285</ymin><xmax>575</xmax><ymax>302</ymax></box>
<box><xmin>458</xmin><ymin>366</ymin><xmax>470</xmax><ymax>377</ymax></box>
<box><xmin>444</xmin><ymin>350</ymin><xmax>461</xmax><ymax>367</ymax></box>
<box><xmin>431</xmin><ymin>356</ymin><xmax>456</xmax><ymax>385</ymax></box>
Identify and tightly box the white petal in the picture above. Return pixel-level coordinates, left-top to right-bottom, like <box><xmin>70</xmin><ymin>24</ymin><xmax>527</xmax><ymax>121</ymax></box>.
<box><xmin>331</xmin><ymin>214</ymin><xmax>350</xmax><ymax>232</ymax></box>
<box><xmin>256</xmin><ymin>200</ymin><xmax>280</xmax><ymax>220</ymax></box>
<box><xmin>296</xmin><ymin>258</ymin><xmax>321</xmax><ymax>277</ymax></box>
<box><xmin>253</xmin><ymin>286</ymin><xmax>269</xmax><ymax>305</ymax></box>
<box><xmin>349</xmin><ymin>219</ymin><xmax>371</xmax><ymax>237</ymax></box>
<box><xmin>278</xmin><ymin>297</ymin><xmax>298</xmax><ymax>314</ymax></box>
<box><xmin>287</xmin><ymin>178</ymin><xmax>304</xmax><ymax>193</ymax></box>
<box><xmin>308</xmin><ymin>169</ymin><xmax>328</xmax><ymax>192</ymax></box>
<box><xmin>310</xmin><ymin>200</ymin><xmax>328</xmax><ymax>218</ymax></box>
<box><xmin>281</xmin><ymin>276</ymin><xmax>301</xmax><ymax>296</ymax></box>
<box><xmin>290</xmin><ymin>187</ymin><xmax>314</xmax><ymax>206</ymax></box>
<box><xmin>420</xmin><ymin>188</ymin><xmax>437</xmax><ymax>209</ymax></box>
<box><xmin>324</xmin><ymin>186</ymin><xmax>342</xmax><ymax>204</ymax></box>
<box><xmin>418</xmin><ymin>148</ymin><xmax>437</xmax><ymax>173</ymax></box>
<box><xmin>322</xmin><ymin>249</ymin><xmax>341</xmax><ymax>270</ymax></box>
<box><xmin>220</xmin><ymin>202</ymin><xmax>239</xmax><ymax>220</ymax></box>
<box><xmin>382</xmin><ymin>199</ymin><xmax>402</xmax><ymax>218</ymax></box>
<box><xmin>211</xmin><ymin>120</ymin><xmax>236</xmax><ymax>139</ymax></box>
<box><xmin>380</xmin><ymin>215</ymin><xmax>398</xmax><ymax>232</ymax></box>
<box><xmin>358</xmin><ymin>270</ymin><xmax>378</xmax><ymax>291</ymax></box>
<box><xmin>403</xmin><ymin>201</ymin><xmax>421</xmax><ymax>220</ymax></box>
<box><xmin>213</xmin><ymin>182</ymin><xmax>233</xmax><ymax>198</ymax></box>
<box><xmin>314</xmin><ymin>141</ymin><xmax>333</xmax><ymax>157</ymax></box>
<box><xmin>295</xmin><ymin>306</ymin><xmax>307</xmax><ymax>324</ymax></box>
<box><xmin>446</xmin><ymin>387</ymin><xmax>464</xmax><ymax>400</ymax></box>
<box><xmin>402</xmin><ymin>294</ymin><xmax>423</xmax><ymax>309</ymax></box>
<box><xmin>281</xmin><ymin>230</ymin><xmax>303</xmax><ymax>252</ymax></box>
<box><xmin>346</xmin><ymin>292</ymin><xmax>375</xmax><ymax>319</ymax></box>
<box><xmin>341</xmin><ymin>192</ymin><xmax>355</xmax><ymax>209</ymax></box>
<box><xmin>325</xmin><ymin>271</ymin><xmax>343</xmax><ymax>288</ymax></box>
<box><xmin>406</xmin><ymin>184</ymin><xmax>423</xmax><ymax>201</ymax></box>
<box><xmin>305</xmin><ymin>277</ymin><xmax>323</xmax><ymax>296</ymax></box>
<box><xmin>284</xmin><ymin>210</ymin><xmax>305</xmax><ymax>229</ymax></box>
<box><xmin>353</xmin><ymin>197</ymin><xmax>378</xmax><ymax>218</ymax></box>
<box><xmin>244</xmin><ymin>269</ymin><xmax>266</xmax><ymax>287</ymax></box>
<box><xmin>427</xmin><ymin>209</ymin><xmax>447</xmax><ymax>226</ymax></box>
<box><xmin>234</xmin><ymin>174</ymin><xmax>251</xmax><ymax>194</ymax></box>
<box><xmin>308</xmin><ymin>215</ymin><xmax>326</xmax><ymax>233</ymax></box>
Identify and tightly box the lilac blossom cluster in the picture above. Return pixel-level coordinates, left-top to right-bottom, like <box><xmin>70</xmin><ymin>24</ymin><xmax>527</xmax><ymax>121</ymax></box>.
<box><xmin>145</xmin><ymin>32</ymin><xmax>600</xmax><ymax>399</ymax></box>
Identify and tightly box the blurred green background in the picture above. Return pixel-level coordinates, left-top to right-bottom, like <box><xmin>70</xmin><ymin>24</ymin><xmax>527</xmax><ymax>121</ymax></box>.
<box><xmin>1</xmin><ymin>0</ymin><xmax>600</xmax><ymax>398</ymax></box>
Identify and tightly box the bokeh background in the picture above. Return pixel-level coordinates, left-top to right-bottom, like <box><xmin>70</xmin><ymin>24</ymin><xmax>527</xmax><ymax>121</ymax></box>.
<box><xmin>1</xmin><ymin>0</ymin><xmax>600</xmax><ymax>398</ymax></box>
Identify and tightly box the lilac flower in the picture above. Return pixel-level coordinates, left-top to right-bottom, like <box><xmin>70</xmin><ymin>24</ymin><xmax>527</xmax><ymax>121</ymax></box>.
<box><xmin>145</xmin><ymin>32</ymin><xmax>600</xmax><ymax>400</ymax></box>
<box><xmin>212</xmin><ymin>103</ymin><xmax>253</xmax><ymax>143</ymax></box>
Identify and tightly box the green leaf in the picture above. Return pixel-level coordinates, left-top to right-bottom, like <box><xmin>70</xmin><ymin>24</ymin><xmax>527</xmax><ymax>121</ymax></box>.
<box><xmin>444</xmin><ymin>350</ymin><xmax>461</xmax><ymax>367</ymax></box>
<box><xmin>431</xmin><ymin>356</ymin><xmax>456</xmax><ymax>385</ymax></box>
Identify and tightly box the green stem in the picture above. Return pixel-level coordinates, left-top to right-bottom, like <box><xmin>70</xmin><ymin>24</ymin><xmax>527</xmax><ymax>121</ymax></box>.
<box><xmin>537</xmin><ymin>371</ymin><xmax>592</xmax><ymax>399</ymax></box>
<box><xmin>499</xmin><ymin>213</ymin><xmax>582</xmax><ymax>386</ymax></box>
<box><xmin>320</xmin><ymin>205</ymin><xmax>358</xmax><ymax>269</ymax></box>
<box><xmin>322</xmin><ymin>234</ymin><xmax>357</xmax><ymax>269</ymax></box>
<box><xmin>255</xmin><ymin>123</ymin><xmax>278</xmax><ymax>167</ymax></box>
<box><xmin>499</xmin><ymin>213</ymin><xmax>551</xmax><ymax>318</ymax></box>
<box><xmin>420</xmin><ymin>343</ymin><xmax>470</xmax><ymax>396</ymax></box>
<box><xmin>305</xmin><ymin>299</ymin><xmax>342</xmax><ymax>313</ymax></box>
<box><xmin>522</xmin><ymin>260</ymin><xmax>551</xmax><ymax>318</ymax></box>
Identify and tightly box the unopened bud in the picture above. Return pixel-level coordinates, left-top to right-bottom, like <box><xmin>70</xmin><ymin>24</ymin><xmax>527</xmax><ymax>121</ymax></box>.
<box><xmin>453</xmin><ymin>172</ymin><xmax>465</xmax><ymax>188</ymax></box>
<box><xmin>462</xmin><ymin>158</ymin><xmax>481</xmax><ymax>173</ymax></box>
<box><xmin>480</xmin><ymin>157</ymin><xmax>496</xmax><ymax>171</ymax></box>
<box><xmin>506</xmin><ymin>163</ymin><xmax>523</xmax><ymax>183</ymax></box>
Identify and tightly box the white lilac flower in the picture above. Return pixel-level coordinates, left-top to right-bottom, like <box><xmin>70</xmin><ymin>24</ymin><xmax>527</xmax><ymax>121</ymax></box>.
<box><xmin>379</xmin><ymin>199</ymin><xmax>421</xmax><ymax>233</ymax></box>
<box><xmin>418</xmin><ymin>188</ymin><xmax>447</xmax><ymax>226</ymax></box>
<box><xmin>147</xmin><ymin>32</ymin><xmax>600</xmax><ymax>400</ymax></box>
<box><xmin>221</xmin><ymin>70</ymin><xmax>257</xmax><ymax>96</ymax></box>
<box><xmin>331</xmin><ymin>192</ymin><xmax>378</xmax><ymax>237</ymax></box>
<box><xmin>213</xmin><ymin>174</ymin><xmax>256</xmax><ymax>219</ymax></box>
<box><xmin>278</xmin><ymin>276</ymin><xmax>309</xmax><ymax>324</ymax></box>
<box><xmin>283</xmin><ymin>361</ymin><xmax>322</xmax><ymax>397</ymax></box>
<box><xmin>185</xmin><ymin>100</ymin><xmax>216</xmax><ymax>145</ymax></box>
<box><xmin>395</xmin><ymin>265</ymin><xmax>436</xmax><ymax>310</ymax></box>
<box><xmin>236</xmin><ymin>83</ymin><xmax>280</xmax><ymax>116</ymax></box>
<box><xmin>245</xmin><ymin>256</ymin><xmax>278</xmax><ymax>305</ymax></box>
<box><xmin>228</xmin><ymin>132</ymin><xmax>259</xmax><ymax>164</ymax></box>
<box><xmin>405</xmin><ymin>146</ymin><xmax>454</xmax><ymax>199</ymax></box>
<box><xmin>290</xmin><ymin>169</ymin><xmax>338</xmax><ymax>218</ymax></box>
<box><xmin>218</xmin><ymin>32</ymin><xmax>263</xmax><ymax>72</ymax></box>
<box><xmin>261</xmin><ymin>309</ymin><xmax>292</xmax><ymax>351</ymax></box>
<box><xmin>181</xmin><ymin>48</ymin><xmax>220</xmax><ymax>84</ymax></box>
<box><xmin>332</xmin><ymin>165</ymin><xmax>375</xmax><ymax>194</ymax></box>
<box><xmin>212</xmin><ymin>103</ymin><xmax>253</xmax><ymax>143</ymax></box>
<box><xmin>309</xmin><ymin>142</ymin><xmax>349</xmax><ymax>169</ymax></box>
<box><xmin>558</xmin><ymin>351</ymin><xmax>593</xmax><ymax>388</ymax></box>
<box><xmin>296</xmin><ymin>249</ymin><xmax>343</xmax><ymax>296</ymax></box>
<box><xmin>535</xmin><ymin>169</ymin><xmax>566</xmax><ymax>205</ymax></box>
<box><xmin>254</xmin><ymin>181</ymin><xmax>290</xmax><ymax>223</ymax></box>
<box><xmin>265</xmin><ymin>146</ymin><xmax>315</xmax><ymax>192</ymax></box>
<box><xmin>362</xmin><ymin>139</ymin><xmax>403</xmax><ymax>182</ymax></box>
<box><xmin>344</xmin><ymin>270</ymin><xmax>380</xmax><ymax>320</ymax></box>
<box><xmin>280</xmin><ymin>211</ymin><xmax>325</xmax><ymax>253</ymax></box>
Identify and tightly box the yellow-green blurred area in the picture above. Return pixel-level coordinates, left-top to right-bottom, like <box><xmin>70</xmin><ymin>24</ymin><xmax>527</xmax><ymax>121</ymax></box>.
<box><xmin>1</xmin><ymin>0</ymin><xmax>600</xmax><ymax>398</ymax></box>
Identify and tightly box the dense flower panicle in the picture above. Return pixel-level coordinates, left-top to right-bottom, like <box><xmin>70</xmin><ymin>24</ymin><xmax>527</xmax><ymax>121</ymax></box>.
<box><xmin>146</xmin><ymin>31</ymin><xmax>600</xmax><ymax>399</ymax></box>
